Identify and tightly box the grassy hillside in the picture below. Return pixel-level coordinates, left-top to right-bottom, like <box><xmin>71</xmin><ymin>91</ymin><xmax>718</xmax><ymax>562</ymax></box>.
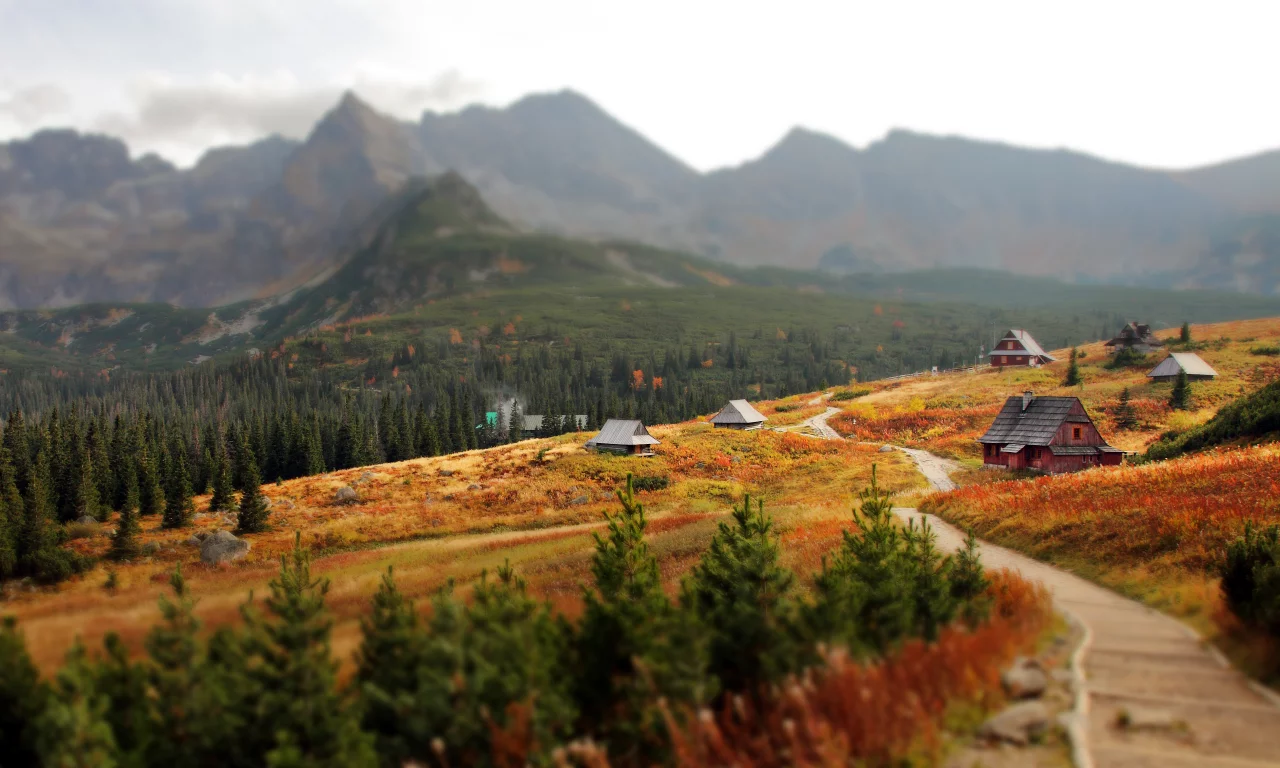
<box><xmin>822</xmin><ymin>317</ymin><xmax>1280</xmax><ymax>459</ymax></box>
<box><xmin>1147</xmin><ymin>375</ymin><xmax>1280</xmax><ymax>459</ymax></box>
<box><xmin>2</xmin><ymin>417</ymin><xmax>924</xmax><ymax>673</ymax></box>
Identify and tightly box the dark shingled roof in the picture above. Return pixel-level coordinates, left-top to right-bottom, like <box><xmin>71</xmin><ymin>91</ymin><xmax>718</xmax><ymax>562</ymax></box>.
<box><xmin>979</xmin><ymin>396</ymin><xmax>1081</xmax><ymax>446</ymax></box>
<box><xmin>1049</xmin><ymin>445</ymin><xmax>1099</xmax><ymax>456</ymax></box>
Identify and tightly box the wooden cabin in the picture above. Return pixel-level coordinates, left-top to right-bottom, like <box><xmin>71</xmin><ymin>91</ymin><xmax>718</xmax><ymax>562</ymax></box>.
<box><xmin>987</xmin><ymin>329</ymin><xmax>1056</xmax><ymax>368</ymax></box>
<box><xmin>585</xmin><ymin>419</ymin><xmax>660</xmax><ymax>456</ymax></box>
<box><xmin>709</xmin><ymin>399</ymin><xmax>767</xmax><ymax>430</ymax></box>
<box><xmin>1105</xmin><ymin>322</ymin><xmax>1163</xmax><ymax>354</ymax></box>
<box><xmin>1147</xmin><ymin>353</ymin><xmax>1218</xmax><ymax>382</ymax></box>
<box><xmin>978</xmin><ymin>392</ymin><xmax>1122</xmax><ymax>473</ymax></box>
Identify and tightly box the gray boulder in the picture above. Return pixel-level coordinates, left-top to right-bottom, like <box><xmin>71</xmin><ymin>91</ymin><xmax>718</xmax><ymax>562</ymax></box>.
<box><xmin>439</xmin><ymin>469</ymin><xmax>455</xmax><ymax>477</ymax></box>
<box><xmin>979</xmin><ymin>701</ymin><xmax>1050</xmax><ymax>746</ymax></box>
<box><xmin>568</xmin><ymin>495</ymin><xmax>589</xmax><ymax>506</ymax></box>
<box><xmin>334</xmin><ymin>486</ymin><xmax>359</xmax><ymax>503</ymax></box>
<box><xmin>76</xmin><ymin>515</ymin><xmax>98</xmax><ymax>525</ymax></box>
<box><xmin>879</xmin><ymin>444</ymin><xmax>894</xmax><ymax>453</ymax></box>
<box><xmin>1001</xmin><ymin>657</ymin><xmax>1048</xmax><ymax>699</ymax></box>
<box><xmin>186</xmin><ymin>530</ymin><xmax>211</xmax><ymax>547</ymax></box>
<box><xmin>200</xmin><ymin>530</ymin><xmax>251</xmax><ymax>566</ymax></box>
<box><xmin>467</xmin><ymin>483</ymin><xmax>481</xmax><ymax>491</ymax></box>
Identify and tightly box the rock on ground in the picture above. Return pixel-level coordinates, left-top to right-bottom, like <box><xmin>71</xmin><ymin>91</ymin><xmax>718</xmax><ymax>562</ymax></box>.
<box><xmin>879</xmin><ymin>444</ymin><xmax>895</xmax><ymax>452</ymax></box>
<box><xmin>186</xmin><ymin>530</ymin><xmax>211</xmax><ymax>547</ymax></box>
<box><xmin>1001</xmin><ymin>657</ymin><xmax>1048</xmax><ymax>699</ymax></box>
<box><xmin>200</xmin><ymin>530</ymin><xmax>251</xmax><ymax>565</ymax></box>
<box><xmin>569</xmin><ymin>495</ymin><xmax>589</xmax><ymax>506</ymax></box>
<box><xmin>75</xmin><ymin>515</ymin><xmax>98</xmax><ymax>525</ymax></box>
<box><xmin>334</xmin><ymin>486</ymin><xmax>359</xmax><ymax>503</ymax></box>
<box><xmin>979</xmin><ymin>701</ymin><xmax>1050</xmax><ymax>746</ymax></box>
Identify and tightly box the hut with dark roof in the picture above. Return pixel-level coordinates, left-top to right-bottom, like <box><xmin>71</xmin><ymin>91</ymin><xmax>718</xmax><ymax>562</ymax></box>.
<box><xmin>987</xmin><ymin>329</ymin><xmax>1056</xmax><ymax>368</ymax></box>
<box><xmin>709</xmin><ymin>399</ymin><xmax>767</xmax><ymax>430</ymax></box>
<box><xmin>1105</xmin><ymin>322</ymin><xmax>1163</xmax><ymax>354</ymax></box>
<box><xmin>584</xmin><ymin>419</ymin><xmax>660</xmax><ymax>456</ymax></box>
<box><xmin>978</xmin><ymin>392</ymin><xmax>1122</xmax><ymax>473</ymax></box>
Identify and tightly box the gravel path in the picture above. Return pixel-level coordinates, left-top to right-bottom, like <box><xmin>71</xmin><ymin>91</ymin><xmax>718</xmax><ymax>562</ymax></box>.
<box><xmin>892</xmin><ymin>448</ymin><xmax>1280</xmax><ymax>768</ymax></box>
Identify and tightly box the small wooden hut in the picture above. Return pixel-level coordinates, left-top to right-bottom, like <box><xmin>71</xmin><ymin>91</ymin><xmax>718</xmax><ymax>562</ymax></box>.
<box><xmin>585</xmin><ymin>419</ymin><xmax>660</xmax><ymax>456</ymax></box>
<box><xmin>708</xmin><ymin>399</ymin><xmax>767</xmax><ymax>430</ymax></box>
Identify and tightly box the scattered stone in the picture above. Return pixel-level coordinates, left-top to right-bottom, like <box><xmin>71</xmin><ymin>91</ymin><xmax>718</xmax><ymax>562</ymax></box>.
<box><xmin>194</xmin><ymin>512</ymin><xmax>209</xmax><ymax>521</ymax></box>
<box><xmin>275</xmin><ymin>499</ymin><xmax>295</xmax><ymax>510</ymax></box>
<box><xmin>979</xmin><ymin>701</ymin><xmax>1050</xmax><ymax>746</ymax></box>
<box><xmin>185</xmin><ymin>531</ymin><xmax>211</xmax><ymax>547</ymax></box>
<box><xmin>695</xmin><ymin>462</ymin><xmax>706</xmax><ymax>469</ymax></box>
<box><xmin>200</xmin><ymin>530</ymin><xmax>251</xmax><ymax>566</ymax></box>
<box><xmin>443</xmin><ymin>494</ymin><xmax>455</xmax><ymax>501</ymax></box>
<box><xmin>75</xmin><ymin>515</ymin><xmax>98</xmax><ymax>525</ymax></box>
<box><xmin>1116</xmin><ymin>706</ymin><xmax>1183</xmax><ymax>733</ymax></box>
<box><xmin>262</xmin><ymin>498</ymin><xmax>274</xmax><ymax>510</ymax></box>
<box><xmin>879</xmin><ymin>444</ymin><xmax>894</xmax><ymax>453</ymax></box>
<box><xmin>730</xmin><ymin>455</ymin><xmax>741</xmax><ymax>463</ymax></box>
<box><xmin>1001</xmin><ymin>657</ymin><xmax>1048</xmax><ymax>700</ymax></box>
<box><xmin>569</xmin><ymin>495</ymin><xmax>589</xmax><ymax>506</ymax></box>
<box><xmin>439</xmin><ymin>469</ymin><xmax>455</xmax><ymax>477</ymax></box>
<box><xmin>360</xmin><ymin>471</ymin><xmax>375</xmax><ymax>482</ymax></box>
<box><xmin>142</xmin><ymin>542</ymin><xmax>161</xmax><ymax>555</ymax></box>
<box><xmin>468</xmin><ymin>483</ymin><xmax>481</xmax><ymax>491</ymax></box>
<box><xmin>334</xmin><ymin>486</ymin><xmax>359</xmax><ymax>503</ymax></box>
<box><xmin>1051</xmin><ymin>668</ymin><xmax>1075</xmax><ymax>687</ymax></box>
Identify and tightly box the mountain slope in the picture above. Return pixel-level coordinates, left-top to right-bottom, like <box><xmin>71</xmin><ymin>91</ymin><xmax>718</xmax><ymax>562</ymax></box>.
<box><xmin>4</xmin><ymin>89</ymin><xmax>1280</xmax><ymax>310</ymax></box>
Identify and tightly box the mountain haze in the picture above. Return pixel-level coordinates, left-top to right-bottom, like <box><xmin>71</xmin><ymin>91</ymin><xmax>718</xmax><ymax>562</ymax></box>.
<box><xmin>2</xmin><ymin>89</ymin><xmax>1280</xmax><ymax>309</ymax></box>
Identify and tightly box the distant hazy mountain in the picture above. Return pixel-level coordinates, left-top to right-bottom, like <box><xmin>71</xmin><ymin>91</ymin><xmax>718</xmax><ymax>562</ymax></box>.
<box><xmin>2</xmin><ymin>88</ymin><xmax>1279</xmax><ymax>308</ymax></box>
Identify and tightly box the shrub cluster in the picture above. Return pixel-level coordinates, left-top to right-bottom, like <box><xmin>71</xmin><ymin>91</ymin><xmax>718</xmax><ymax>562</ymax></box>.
<box><xmin>0</xmin><ymin>470</ymin><xmax>998</xmax><ymax>767</ymax></box>
<box><xmin>1221</xmin><ymin>522</ymin><xmax>1280</xmax><ymax>640</ymax></box>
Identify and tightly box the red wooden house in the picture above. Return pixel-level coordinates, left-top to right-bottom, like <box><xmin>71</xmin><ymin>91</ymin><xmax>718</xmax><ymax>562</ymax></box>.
<box><xmin>978</xmin><ymin>392</ymin><xmax>1123</xmax><ymax>473</ymax></box>
<box><xmin>987</xmin><ymin>329</ymin><xmax>1056</xmax><ymax>368</ymax></box>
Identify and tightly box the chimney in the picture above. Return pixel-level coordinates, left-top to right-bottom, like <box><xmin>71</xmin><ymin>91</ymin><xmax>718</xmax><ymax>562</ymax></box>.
<box><xmin>1021</xmin><ymin>390</ymin><xmax>1034</xmax><ymax>411</ymax></box>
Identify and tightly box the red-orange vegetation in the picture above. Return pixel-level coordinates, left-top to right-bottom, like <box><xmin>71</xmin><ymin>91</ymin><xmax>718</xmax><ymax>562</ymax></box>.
<box><xmin>665</xmin><ymin>569</ymin><xmax>1051</xmax><ymax>767</ymax></box>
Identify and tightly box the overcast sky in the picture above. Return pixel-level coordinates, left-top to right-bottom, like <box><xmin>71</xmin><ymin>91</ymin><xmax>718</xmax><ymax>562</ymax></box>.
<box><xmin>1</xmin><ymin>0</ymin><xmax>1277</xmax><ymax>171</ymax></box>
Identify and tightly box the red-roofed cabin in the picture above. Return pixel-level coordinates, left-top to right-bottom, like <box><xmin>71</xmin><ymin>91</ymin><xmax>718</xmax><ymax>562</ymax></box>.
<box><xmin>978</xmin><ymin>392</ymin><xmax>1123</xmax><ymax>473</ymax></box>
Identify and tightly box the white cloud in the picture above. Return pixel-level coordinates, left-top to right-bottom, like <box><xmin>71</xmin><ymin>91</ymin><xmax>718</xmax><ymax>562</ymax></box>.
<box><xmin>0</xmin><ymin>83</ymin><xmax>73</xmax><ymax>127</ymax></box>
<box><xmin>90</xmin><ymin>69</ymin><xmax>485</xmax><ymax>166</ymax></box>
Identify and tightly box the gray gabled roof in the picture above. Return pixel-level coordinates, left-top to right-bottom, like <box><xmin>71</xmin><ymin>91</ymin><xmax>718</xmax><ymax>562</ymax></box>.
<box><xmin>987</xmin><ymin>329</ymin><xmax>1057</xmax><ymax>362</ymax></box>
<box><xmin>709</xmin><ymin>399</ymin><xmax>767</xmax><ymax>425</ymax></box>
<box><xmin>585</xmin><ymin>419</ymin><xmax>660</xmax><ymax>447</ymax></box>
<box><xmin>978</xmin><ymin>396</ymin><xmax>1085</xmax><ymax>446</ymax></box>
<box><xmin>1147</xmin><ymin>352</ymin><xmax>1218</xmax><ymax>378</ymax></box>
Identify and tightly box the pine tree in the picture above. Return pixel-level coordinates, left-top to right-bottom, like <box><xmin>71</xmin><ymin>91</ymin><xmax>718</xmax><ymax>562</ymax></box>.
<box><xmin>1180</xmin><ymin>321</ymin><xmax>1192</xmax><ymax>343</ymax></box>
<box><xmin>1115</xmin><ymin>387</ymin><xmax>1138</xmax><ymax>429</ymax></box>
<box><xmin>33</xmin><ymin>641</ymin><xmax>119</xmax><ymax>767</ymax></box>
<box><xmin>241</xmin><ymin>533</ymin><xmax>375</xmax><ymax>765</ymax></box>
<box><xmin>1064</xmin><ymin>347</ymin><xmax>1081</xmax><ymax>386</ymax></box>
<box><xmin>355</xmin><ymin>567</ymin><xmax>423</xmax><ymax>764</ymax></box>
<box><xmin>574</xmin><ymin>475</ymin><xmax>711</xmax><ymax>756</ymax></box>
<box><xmin>0</xmin><ymin>616</ymin><xmax>50</xmax><ymax>766</ymax></box>
<box><xmin>136</xmin><ymin>444</ymin><xmax>163</xmax><ymax>518</ymax></box>
<box><xmin>685</xmin><ymin>494</ymin><xmax>799</xmax><ymax>695</ymax></box>
<box><xmin>145</xmin><ymin>565</ymin><xmax>203</xmax><ymax>765</ymax></box>
<box><xmin>235</xmin><ymin>454</ymin><xmax>270</xmax><ymax>535</ymax></box>
<box><xmin>0</xmin><ymin>444</ymin><xmax>21</xmax><ymax>579</ymax></box>
<box><xmin>93</xmin><ymin>633</ymin><xmax>150</xmax><ymax>759</ymax></box>
<box><xmin>1170</xmin><ymin>369</ymin><xmax>1192</xmax><ymax>410</ymax></box>
<box><xmin>162</xmin><ymin>448</ymin><xmax>195</xmax><ymax>530</ymax></box>
<box><xmin>109</xmin><ymin>474</ymin><xmax>143</xmax><ymax>564</ymax></box>
<box><xmin>950</xmin><ymin>529</ymin><xmax>991</xmax><ymax>626</ymax></box>
<box><xmin>209</xmin><ymin>442</ymin><xmax>235</xmax><ymax>511</ymax></box>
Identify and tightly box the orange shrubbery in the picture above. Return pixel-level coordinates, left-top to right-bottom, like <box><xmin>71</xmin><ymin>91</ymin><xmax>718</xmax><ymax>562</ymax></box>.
<box><xmin>664</xmin><ymin>569</ymin><xmax>1052</xmax><ymax>767</ymax></box>
<box><xmin>922</xmin><ymin>446</ymin><xmax>1280</xmax><ymax>573</ymax></box>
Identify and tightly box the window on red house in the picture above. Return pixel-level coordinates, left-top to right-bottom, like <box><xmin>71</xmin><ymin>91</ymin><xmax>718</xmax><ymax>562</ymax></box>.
<box><xmin>1073</xmin><ymin>426</ymin><xmax>1082</xmax><ymax>439</ymax></box>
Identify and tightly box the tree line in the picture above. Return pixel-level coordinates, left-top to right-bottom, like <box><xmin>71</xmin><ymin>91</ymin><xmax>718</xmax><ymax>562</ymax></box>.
<box><xmin>0</xmin><ymin>470</ymin><xmax>994</xmax><ymax>767</ymax></box>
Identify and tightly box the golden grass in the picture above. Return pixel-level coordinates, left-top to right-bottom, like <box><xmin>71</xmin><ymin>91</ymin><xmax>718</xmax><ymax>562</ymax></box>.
<box><xmin>6</xmin><ymin>412</ymin><xmax>924</xmax><ymax>673</ymax></box>
<box><xmin>829</xmin><ymin>317</ymin><xmax>1280</xmax><ymax>460</ymax></box>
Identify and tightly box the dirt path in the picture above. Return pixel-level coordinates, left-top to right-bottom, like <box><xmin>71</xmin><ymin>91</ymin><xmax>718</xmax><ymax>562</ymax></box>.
<box><xmin>797</xmin><ymin>393</ymin><xmax>843</xmax><ymax>439</ymax></box>
<box><xmin>893</xmin><ymin>449</ymin><xmax>1280</xmax><ymax>768</ymax></box>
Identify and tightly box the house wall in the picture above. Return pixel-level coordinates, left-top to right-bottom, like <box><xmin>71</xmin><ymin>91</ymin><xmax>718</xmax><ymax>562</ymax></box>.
<box><xmin>991</xmin><ymin>353</ymin><xmax>1031</xmax><ymax>368</ymax></box>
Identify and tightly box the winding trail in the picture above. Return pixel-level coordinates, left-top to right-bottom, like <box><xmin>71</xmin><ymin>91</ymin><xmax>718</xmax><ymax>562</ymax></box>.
<box><xmin>892</xmin><ymin>448</ymin><xmax>1280</xmax><ymax>768</ymax></box>
<box><xmin>797</xmin><ymin>410</ymin><xmax>1280</xmax><ymax>766</ymax></box>
<box><xmin>799</xmin><ymin>392</ymin><xmax>843</xmax><ymax>439</ymax></box>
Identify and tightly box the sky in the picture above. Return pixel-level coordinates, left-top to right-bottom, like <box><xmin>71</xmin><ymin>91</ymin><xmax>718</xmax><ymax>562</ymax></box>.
<box><xmin>1</xmin><ymin>0</ymin><xmax>1277</xmax><ymax>171</ymax></box>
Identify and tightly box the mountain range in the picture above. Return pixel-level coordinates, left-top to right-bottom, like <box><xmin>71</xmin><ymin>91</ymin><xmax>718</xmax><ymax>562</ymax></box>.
<box><xmin>2</xmin><ymin>89</ymin><xmax>1280</xmax><ymax>309</ymax></box>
